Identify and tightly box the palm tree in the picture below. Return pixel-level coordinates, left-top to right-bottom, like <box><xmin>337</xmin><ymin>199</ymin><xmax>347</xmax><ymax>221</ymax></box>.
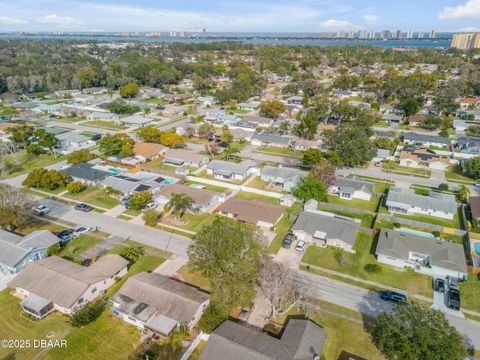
<box><xmin>121</xmin><ymin>246</ymin><xmax>144</xmax><ymax>262</ymax></box>
<box><xmin>164</xmin><ymin>193</ymin><xmax>196</xmax><ymax>221</ymax></box>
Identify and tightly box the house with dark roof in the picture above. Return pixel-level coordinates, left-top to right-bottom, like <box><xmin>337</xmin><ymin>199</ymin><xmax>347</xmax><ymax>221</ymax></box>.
<box><xmin>375</xmin><ymin>228</ymin><xmax>467</xmax><ymax>279</ymax></box>
<box><xmin>403</xmin><ymin>132</ymin><xmax>449</xmax><ymax>148</ymax></box>
<box><xmin>291</xmin><ymin>212</ymin><xmax>360</xmax><ymax>253</ymax></box>
<box><xmin>216</xmin><ymin>198</ymin><xmax>284</xmax><ymax>228</ymax></box>
<box><xmin>61</xmin><ymin>162</ymin><xmax>111</xmax><ymax>185</ymax></box>
<box><xmin>9</xmin><ymin>254</ymin><xmax>128</xmax><ymax>318</ymax></box>
<box><xmin>206</xmin><ymin>160</ymin><xmax>258</xmax><ymax>181</ymax></box>
<box><xmin>399</xmin><ymin>148</ymin><xmax>450</xmax><ymax>171</ymax></box>
<box><xmin>101</xmin><ymin>173</ymin><xmax>166</xmax><ymax>195</ymax></box>
<box><xmin>0</xmin><ymin>230</ymin><xmax>60</xmax><ymax>274</ymax></box>
<box><xmin>251</xmin><ymin>133</ymin><xmax>293</xmax><ymax>148</ymax></box>
<box><xmin>199</xmin><ymin>319</ymin><xmax>326</xmax><ymax>360</ymax></box>
<box><xmin>260</xmin><ymin>166</ymin><xmax>308</xmax><ymax>191</ymax></box>
<box><xmin>110</xmin><ymin>272</ymin><xmax>209</xmax><ymax>337</ymax></box>
<box><xmin>328</xmin><ymin>177</ymin><xmax>374</xmax><ymax>201</ymax></box>
<box><xmin>468</xmin><ymin>196</ymin><xmax>480</xmax><ymax>220</ymax></box>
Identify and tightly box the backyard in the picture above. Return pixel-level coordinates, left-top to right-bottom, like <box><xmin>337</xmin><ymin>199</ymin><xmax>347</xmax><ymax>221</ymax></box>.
<box><xmin>254</xmin><ymin>146</ymin><xmax>304</xmax><ymax>158</ymax></box>
<box><xmin>268</xmin><ymin>202</ymin><xmax>302</xmax><ymax>254</ymax></box>
<box><xmin>326</xmin><ymin>194</ymin><xmax>380</xmax><ymax>212</ymax></box>
<box><xmin>247</xmin><ymin>177</ymin><xmax>287</xmax><ymax>193</ymax></box>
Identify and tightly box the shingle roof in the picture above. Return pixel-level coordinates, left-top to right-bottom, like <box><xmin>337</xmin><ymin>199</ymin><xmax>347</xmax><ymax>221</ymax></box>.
<box><xmin>403</xmin><ymin>132</ymin><xmax>449</xmax><ymax>145</ymax></box>
<box><xmin>217</xmin><ymin>198</ymin><xmax>284</xmax><ymax>226</ymax></box>
<box><xmin>164</xmin><ymin>148</ymin><xmax>208</xmax><ymax>164</ymax></box>
<box><xmin>261</xmin><ymin>166</ymin><xmax>308</xmax><ymax>183</ymax></box>
<box><xmin>157</xmin><ymin>183</ymin><xmax>219</xmax><ymax>207</ymax></box>
<box><xmin>469</xmin><ymin>196</ymin><xmax>480</xmax><ymax>219</ymax></box>
<box><xmin>207</xmin><ymin>160</ymin><xmax>257</xmax><ymax>176</ymax></box>
<box><xmin>251</xmin><ymin>133</ymin><xmax>293</xmax><ymax>146</ymax></box>
<box><xmin>133</xmin><ymin>142</ymin><xmax>166</xmax><ymax>159</ymax></box>
<box><xmin>386</xmin><ymin>187</ymin><xmax>458</xmax><ymax>214</ymax></box>
<box><xmin>199</xmin><ymin>319</ymin><xmax>326</xmax><ymax>360</ymax></box>
<box><xmin>376</xmin><ymin>229</ymin><xmax>467</xmax><ymax>274</ymax></box>
<box><xmin>334</xmin><ymin>177</ymin><xmax>374</xmax><ymax>196</ymax></box>
<box><xmin>61</xmin><ymin>163</ymin><xmax>110</xmax><ymax>182</ymax></box>
<box><xmin>292</xmin><ymin>212</ymin><xmax>359</xmax><ymax>246</ymax></box>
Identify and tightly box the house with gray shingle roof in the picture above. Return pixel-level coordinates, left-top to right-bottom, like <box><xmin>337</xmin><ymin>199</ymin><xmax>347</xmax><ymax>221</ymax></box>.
<box><xmin>376</xmin><ymin>228</ymin><xmax>467</xmax><ymax>279</ymax></box>
<box><xmin>291</xmin><ymin>212</ymin><xmax>360</xmax><ymax>253</ymax></box>
<box><xmin>260</xmin><ymin>166</ymin><xmax>308</xmax><ymax>191</ymax></box>
<box><xmin>329</xmin><ymin>177</ymin><xmax>375</xmax><ymax>201</ymax></box>
<box><xmin>385</xmin><ymin>187</ymin><xmax>458</xmax><ymax>220</ymax></box>
<box><xmin>251</xmin><ymin>133</ymin><xmax>293</xmax><ymax>148</ymax></box>
<box><xmin>61</xmin><ymin>162</ymin><xmax>110</xmax><ymax>185</ymax></box>
<box><xmin>200</xmin><ymin>319</ymin><xmax>326</xmax><ymax>360</ymax></box>
<box><xmin>206</xmin><ymin>160</ymin><xmax>258</xmax><ymax>181</ymax></box>
<box><xmin>403</xmin><ymin>132</ymin><xmax>449</xmax><ymax>148</ymax></box>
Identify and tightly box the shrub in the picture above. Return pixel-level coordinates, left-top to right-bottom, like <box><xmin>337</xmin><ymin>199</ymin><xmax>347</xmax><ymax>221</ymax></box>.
<box><xmin>438</xmin><ymin>183</ymin><xmax>449</xmax><ymax>191</ymax></box>
<box><xmin>432</xmin><ymin>231</ymin><xmax>441</xmax><ymax>238</ymax></box>
<box><xmin>70</xmin><ymin>302</ymin><xmax>105</xmax><ymax>327</ymax></box>
<box><xmin>66</xmin><ymin>181</ymin><xmax>86</xmax><ymax>194</ymax></box>
<box><xmin>128</xmin><ymin>191</ymin><xmax>152</xmax><ymax>210</ymax></box>
<box><xmin>393</xmin><ymin>222</ymin><xmax>401</xmax><ymax>228</ymax></box>
<box><xmin>197</xmin><ymin>302</ymin><xmax>228</xmax><ymax>333</ymax></box>
<box><xmin>333</xmin><ymin>247</ymin><xmax>346</xmax><ymax>266</ymax></box>
<box><xmin>143</xmin><ymin>209</ymin><xmax>159</xmax><ymax>227</ymax></box>
<box><xmin>364</xmin><ymin>263</ymin><xmax>382</xmax><ymax>274</ymax></box>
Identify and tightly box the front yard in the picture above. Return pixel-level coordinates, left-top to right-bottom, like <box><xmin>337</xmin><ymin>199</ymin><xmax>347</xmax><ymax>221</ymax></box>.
<box><xmin>159</xmin><ymin>212</ymin><xmax>218</xmax><ymax>233</ymax></box>
<box><xmin>460</xmin><ymin>273</ymin><xmax>480</xmax><ymax>312</ymax></box>
<box><xmin>445</xmin><ymin>165</ymin><xmax>476</xmax><ymax>184</ymax></box>
<box><xmin>58</xmin><ymin>235</ymin><xmax>100</xmax><ymax>259</ymax></box>
<box><xmin>382</xmin><ymin>160</ymin><xmax>431</xmax><ymax>178</ymax></box>
<box><xmin>254</xmin><ymin>146</ymin><xmax>304</xmax><ymax>157</ymax></box>
<box><xmin>82</xmin><ymin>120</ymin><xmax>127</xmax><ymax>130</ymax></box>
<box><xmin>247</xmin><ymin>177</ymin><xmax>287</xmax><ymax>193</ymax></box>
<box><xmin>64</xmin><ymin>187</ymin><xmax>120</xmax><ymax>209</ymax></box>
<box><xmin>390</xmin><ymin>207</ymin><xmax>463</xmax><ymax>229</ymax></box>
<box><xmin>235</xmin><ymin>190</ymin><xmax>281</xmax><ymax>205</ymax></box>
<box><xmin>302</xmin><ymin>233</ymin><xmax>433</xmax><ymax>297</ymax></box>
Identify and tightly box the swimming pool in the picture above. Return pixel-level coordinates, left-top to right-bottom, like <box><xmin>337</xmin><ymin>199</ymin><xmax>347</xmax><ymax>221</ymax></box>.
<box><xmin>475</xmin><ymin>242</ymin><xmax>480</xmax><ymax>256</ymax></box>
<box><xmin>163</xmin><ymin>179</ymin><xmax>175</xmax><ymax>185</ymax></box>
<box><xmin>399</xmin><ymin>228</ymin><xmax>436</xmax><ymax>239</ymax></box>
<box><xmin>108</xmin><ymin>167</ymin><xmax>122</xmax><ymax>176</ymax></box>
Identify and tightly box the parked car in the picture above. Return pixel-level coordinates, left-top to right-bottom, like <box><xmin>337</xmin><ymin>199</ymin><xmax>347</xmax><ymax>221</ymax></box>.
<box><xmin>379</xmin><ymin>290</ymin><xmax>407</xmax><ymax>303</ymax></box>
<box><xmin>295</xmin><ymin>240</ymin><xmax>307</xmax><ymax>253</ymax></box>
<box><xmin>73</xmin><ymin>227</ymin><xmax>93</xmax><ymax>237</ymax></box>
<box><xmin>57</xmin><ymin>229</ymin><xmax>75</xmax><ymax>242</ymax></box>
<box><xmin>238</xmin><ymin>307</ymin><xmax>251</xmax><ymax>322</ymax></box>
<box><xmin>143</xmin><ymin>202</ymin><xmax>158</xmax><ymax>210</ymax></box>
<box><xmin>74</xmin><ymin>203</ymin><xmax>93</xmax><ymax>212</ymax></box>
<box><xmin>120</xmin><ymin>196</ymin><xmax>132</xmax><ymax>206</ymax></box>
<box><xmin>282</xmin><ymin>234</ymin><xmax>295</xmax><ymax>249</ymax></box>
<box><xmin>34</xmin><ymin>205</ymin><xmax>51</xmax><ymax>215</ymax></box>
<box><xmin>448</xmin><ymin>288</ymin><xmax>461</xmax><ymax>310</ymax></box>
<box><xmin>434</xmin><ymin>278</ymin><xmax>445</xmax><ymax>293</ymax></box>
<box><xmin>91</xmin><ymin>133</ymin><xmax>102</xmax><ymax>141</ymax></box>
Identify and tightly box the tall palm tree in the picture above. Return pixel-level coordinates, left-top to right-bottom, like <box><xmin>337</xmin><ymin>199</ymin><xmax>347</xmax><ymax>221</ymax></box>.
<box><xmin>164</xmin><ymin>193</ymin><xmax>195</xmax><ymax>220</ymax></box>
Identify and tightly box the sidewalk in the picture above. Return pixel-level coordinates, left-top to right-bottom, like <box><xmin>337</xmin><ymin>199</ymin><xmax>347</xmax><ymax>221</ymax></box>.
<box><xmin>154</xmin><ymin>255</ymin><xmax>188</xmax><ymax>276</ymax></box>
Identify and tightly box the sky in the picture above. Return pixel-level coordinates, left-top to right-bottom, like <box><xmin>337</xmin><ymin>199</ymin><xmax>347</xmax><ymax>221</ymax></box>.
<box><xmin>0</xmin><ymin>0</ymin><xmax>479</xmax><ymax>33</ymax></box>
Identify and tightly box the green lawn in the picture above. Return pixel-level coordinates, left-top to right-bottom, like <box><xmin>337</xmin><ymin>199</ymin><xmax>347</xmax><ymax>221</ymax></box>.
<box><xmin>58</xmin><ymin>235</ymin><xmax>100</xmax><ymax>259</ymax></box>
<box><xmin>16</xmin><ymin>220</ymin><xmax>67</xmax><ymax>236</ymax></box>
<box><xmin>177</xmin><ymin>265</ymin><xmax>211</xmax><ymax>292</ymax></box>
<box><xmin>254</xmin><ymin>146</ymin><xmax>304</xmax><ymax>157</ymax></box>
<box><xmin>317</xmin><ymin>206</ymin><xmax>375</xmax><ymax>228</ymax></box>
<box><xmin>0</xmin><ymin>290</ymin><xmax>71</xmax><ymax>360</ymax></box>
<box><xmin>326</xmin><ymin>194</ymin><xmax>380</xmax><ymax>212</ymax></box>
<box><xmin>459</xmin><ymin>273</ymin><xmax>480</xmax><ymax>312</ymax></box>
<box><xmin>445</xmin><ymin>165</ymin><xmax>476</xmax><ymax>184</ymax></box>
<box><xmin>54</xmin><ymin>117</ymin><xmax>85</xmax><ymax>123</ymax></box>
<box><xmin>0</xmin><ymin>151</ymin><xmax>66</xmax><ymax>179</ymax></box>
<box><xmin>247</xmin><ymin>177</ymin><xmax>286</xmax><ymax>193</ymax></box>
<box><xmin>302</xmin><ymin>233</ymin><xmax>433</xmax><ymax>297</ymax></box>
<box><xmin>185</xmin><ymin>181</ymin><xmax>229</xmax><ymax>193</ymax></box>
<box><xmin>235</xmin><ymin>190</ymin><xmax>281</xmax><ymax>205</ymax></box>
<box><xmin>382</xmin><ymin>160</ymin><xmax>431</xmax><ymax>177</ymax></box>
<box><xmin>268</xmin><ymin>203</ymin><xmax>302</xmax><ymax>254</ymax></box>
<box><xmin>392</xmin><ymin>208</ymin><xmax>462</xmax><ymax>229</ymax></box>
<box><xmin>64</xmin><ymin>187</ymin><xmax>120</xmax><ymax>209</ymax></box>
<box><xmin>160</xmin><ymin>213</ymin><xmax>218</xmax><ymax>232</ymax></box>
<box><xmin>83</xmin><ymin>120</ymin><xmax>126</xmax><ymax>130</ymax></box>
<box><xmin>123</xmin><ymin>209</ymin><xmax>141</xmax><ymax>216</ymax></box>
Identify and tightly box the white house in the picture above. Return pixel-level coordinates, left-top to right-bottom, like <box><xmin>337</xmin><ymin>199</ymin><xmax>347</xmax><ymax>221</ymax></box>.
<box><xmin>329</xmin><ymin>177</ymin><xmax>374</xmax><ymax>201</ymax></box>
<box><xmin>206</xmin><ymin>160</ymin><xmax>258</xmax><ymax>181</ymax></box>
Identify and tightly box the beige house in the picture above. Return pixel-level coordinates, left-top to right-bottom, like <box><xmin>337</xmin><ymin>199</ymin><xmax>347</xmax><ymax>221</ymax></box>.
<box><xmin>133</xmin><ymin>142</ymin><xmax>167</xmax><ymax>162</ymax></box>
<box><xmin>399</xmin><ymin>149</ymin><xmax>450</xmax><ymax>171</ymax></box>
<box><xmin>216</xmin><ymin>198</ymin><xmax>284</xmax><ymax>228</ymax></box>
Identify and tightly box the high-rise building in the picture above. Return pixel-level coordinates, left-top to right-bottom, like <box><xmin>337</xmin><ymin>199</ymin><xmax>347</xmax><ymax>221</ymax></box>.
<box><xmin>380</xmin><ymin>30</ymin><xmax>390</xmax><ymax>39</ymax></box>
<box><xmin>369</xmin><ymin>30</ymin><xmax>376</xmax><ymax>39</ymax></box>
<box><xmin>418</xmin><ymin>31</ymin><xmax>424</xmax><ymax>39</ymax></box>
<box><xmin>429</xmin><ymin>30</ymin><xmax>436</xmax><ymax>39</ymax></box>
<box><xmin>407</xmin><ymin>30</ymin><xmax>414</xmax><ymax>39</ymax></box>
<box><xmin>451</xmin><ymin>33</ymin><xmax>480</xmax><ymax>50</ymax></box>
<box><xmin>170</xmin><ymin>29</ymin><xmax>177</xmax><ymax>37</ymax></box>
<box><xmin>347</xmin><ymin>31</ymin><xmax>355</xmax><ymax>39</ymax></box>
<box><xmin>358</xmin><ymin>30</ymin><xmax>367</xmax><ymax>39</ymax></box>
<box><xmin>336</xmin><ymin>30</ymin><xmax>346</xmax><ymax>38</ymax></box>
<box><xmin>395</xmin><ymin>30</ymin><xmax>402</xmax><ymax>39</ymax></box>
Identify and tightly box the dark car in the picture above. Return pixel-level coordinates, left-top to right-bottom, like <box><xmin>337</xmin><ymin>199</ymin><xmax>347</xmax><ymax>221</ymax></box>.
<box><xmin>74</xmin><ymin>203</ymin><xmax>93</xmax><ymax>212</ymax></box>
<box><xmin>448</xmin><ymin>288</ymin><xmax>461</xmax><ymax>310</ymax></box>
<box><xmin>379</xmin><ymin>290</ymin><xmax>407</xmax><ymax>303</ymax></box>
<box><xmin>434</xmin><ymin>278</ymin><xmax>445</xmax><ymax>293</ymax></box>
<box><xmin>91</xmin><ymin>134</ymin><xmax>102</xmax><ymax>141</ymax></box>
<box><xmin>57</xmin><ymin>229</ymin><xmax>75</xmax><ymax>242</ymax></box>
<box><xmin>120</xmin><ymin>195</ymin><xmax>132</xmax><ymax>206</ymax></box>
<box><xmin>282</xmin><ymin>234</ymin><xmax>295</xmax><ymax>249</ymax></box>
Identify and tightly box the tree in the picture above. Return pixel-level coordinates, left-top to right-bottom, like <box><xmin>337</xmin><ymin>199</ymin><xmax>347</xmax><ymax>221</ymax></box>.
<box><xmin>188</xmin><ymin>217</ymin><xmax>265</xmax><ymax>310</ymax></box>
<box><xmin>465</xmin><ymin>125</ymin><xmax>480</xmax><ymax>137</ymax></box>
<box><xmin>0</xmin><ymin>184</ymin><xmax>34</xmax><ymax>231</ymax></box>
<box><xmin>160</xmin><ymin>133</ymin><xmax>185</xmax><ymax>148</ymax></box>
<box><xmin>434</xmin><ymin>82</ymin><xmax>459</xmax><ymax>115</ymax></box>
<box><xmin>463</xmin><ymin>157</ymin><xmax>480</xmax><ymax>179</ymax></box>
<box><xmin>143</xmin><ymin>209</ymin><xmax>159</xmax><ymax>226</ymax></box>
<box><xmin>259</xmin><ymin>99</ymin><xmax>287</xmax><ymax>119</ymax></box>
<box><xmin>71</xmin><ymin>302</ymin><xmax>105</xmax><ymax>327</ymax></box>
<box><xmin>66</xmin><ymin>181</ymin><xmax>85</xmax><ymax>194</ymax></box>
<box><xmin>302</xmin><ymin>148</ymin><xmax>324</xmax><ymax>167</ymax></box>
<box><xmin>198</xmin><ymin>123</ymin><xmax>216</xmax><ymax>139</ymax></box>
<box><xmin>369</xmin><ymin>302</ymin><xmax>466</xmax><ymax>360</ymax></box>
<box><xmin>220</xmin><ymin>126</ymin><xmax>233</xmax><ymax>144</ymax></box>
<box><xmin>420</xmin><ymin>115</ymin><xmax>448</xmax><ymax>131</ymax></box>
<box><xmin>204</xmin><ymin>141</ymin><xmax>219</xmax><ymax>156</ymax></box>
<box><xmin>128</xmin><ymin>191</ymin><xmax>152</xmax><ymax>210</ymax></box>
<box><xmin>197</xmin><ymin>302</ymin><xmax>228</xmax><ymax>333</ymax></box>
<box><xmin>6</xmin><ymin>125</ymin><xmax>34</xmax><ymax>148</ymax></box>
<box><xmin>292</xmin><ymin>176</ymin><xmax>327</xmax><ymax>202</ymax></box>
<box><xmin>98</xmin><ymin>134</ymin><xmax>134</xmax><ymax>156</ymax></box>
<box><xmin>119</xmin><ymin>82</ymin><xmax>140</xmax><ymax>98</ymax></box>
<box><xmin>310</xmin><ymin>159</ymin><xmax>336</xmax><ymax>187</ymax></box>
<box><xmin>293</xmin><ymin>112</ymin><xmax>318</xmax><ymax>139</ymax></box>
<box><xmin>67</xmin><ymin>149</ymin><xmax>95</xmax><ymax>164</ymax></box>
<box><xmin>258</xmin><ymin>260</ymin><xmax>303</xmax><ymax>318</ymax></box>
<box><xmin>399</xmin><ymin>98</ymin><xmax>421</xmax><ymax>117</ymax></box>
<box><xmin>106</xmin><ymin>99</ymin><xmax>141</xmax><ymax>115</ymax></box>
<box><xmin>458</xmin><ymin>185</ymin><xmax>470</xmax><ymax>203</ymax></box>
<box><xmin>121</xmin><ymin>246</ymin><xmax>144</xmax><ymax>262</ymax></box>
<box><xmin>22</xmin><ymin>168</ymin><xmax>68</xmax><ymax>190</ymax></box>
<box><xmin>137</xmin><ymin>127</ymin><xmax>162</xmax><ymax>143</ymax></box>
<box><xmin>165</xmin><ymin>194</ymin><xmax>195</xmax><ymax>220</ymax></box>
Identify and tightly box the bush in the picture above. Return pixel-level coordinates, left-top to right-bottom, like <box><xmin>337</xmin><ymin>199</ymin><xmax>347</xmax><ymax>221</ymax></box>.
<box><xmin>67</xmin><ymin>149</ymin><xmax>95</xmax><ymax>164</ymax></box>
<box><xmin>47</xmin><ymin>243</ymin><xmax>62</xmax><ymax>256</ymax></box>
<box><xmin>438</xmin><ymin>183</ymin><xmax>449</xmax><ymax>191</ymax></box>
<box><xmin>143</xmin><ymin>209</ymin><xmax>159</xmax><ymax>227</ymax></box>
<box><xmin>66</xmin><ymin>181</ymin><xmax>86</xmax><ymax>194</ymax></box>
<box><xmin>393</xmin><ymin>222</ymin><xmax>401</xmax><ymax>228</ymax></box>
<box><xmin>197</xmin><ymin>302</ymin><xmax>228</xmax><ymax>333</ymax></box>
<box><xmin>432</xmin><ymin>231</ymin><xmax>441</xmax><ymax>238</ymax></box>
<box><xmin>364</xmin><ymin>263</ymin><xmax>382</xmax><ymax>274</ymax></box>
<box><xmin>70</xmin><ymin>302</ymin><xmax>105</xmax><ymax>327</ymax></box>
<box><xmin>128</xmin><ymin>191</ymin><xmax>152</xmax><ymax>210</ymax></box>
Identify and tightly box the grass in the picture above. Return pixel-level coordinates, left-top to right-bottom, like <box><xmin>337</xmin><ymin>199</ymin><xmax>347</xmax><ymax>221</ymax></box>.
<box><xmin>64</xmin><ymin>187</ymin><xmax>120</xmax><ymax>209</ymax></box>
<box><xmin>459</xmin><ymin>273</ymin><xmax>480</xmax><ymax>312</ymax></box>
<box><xmin>382</xmin><ymin>160</ymin><xmax>431</xmax><ymax>177</ymax></box>
<box><xmin>54</xmin><ymin>116</ymin><xmax>85</xmax><ymax>123</ymax></box>
<box><xmin>247</xmin><ymin>177</ymin><xmax>286</xmax><ymax>193</ymax></box>
<box><xmin>254</xmin><ymin>146</ymin><xmax>304</xmax><ymax>157</ymax></box>
<box><xmin>123</xmin><ymin>209</ymin><xmax>141</xmax><ymax>216</ymax></box>
<box><xmin>83</xmin><ymin>120</ymin><xmax>127</xmax><ymax>130</ymax></box>
<box><xmin>16</xmin><ymin>220</ymin><xmax>67</xmax><ymax>236</ymax></box>
<box><xmin>235</xmin><ymin>190</ymin><xmax>280</xmax><ymax>204</ymax></box>
<box><xmin>0</xmin><ymin>290</ymin><xmax>71</xmax><ymax>360</ymax></box>
<box><xmin>302</xmin><ymin>232</ymin><xmax>433</xmax><ymax>297</ymax></box>
<box><xmin>160</xmin><ymin>212</ymin><xmax>218</xmax><ymax>232</ymax></box>
<box><xmin>326</xmin><ymin>194</ymin><xmax>380</xmax><ymax>212</ymax></box>
<box><xmin>373</xmin><ymin>182</ymin><xmax>392</xmax><ymax>194</ymax></box>
<box><xmin>0</xmin><ymin>151</ymin><xmax>66</xmax><ymax>179</ymax></box>
<box><xmin>317</xmin><ymin>206</ymin><xmax>375</xmax><ymax>228</ymax></box>
<box><xmin>445</xmin><ymin>165</ymin><xmax>476</xmax><ymax>184</ymax></box>
<box><xmin>177</xmin><ymin>265</ymin><xmax>211</xmax><ymax>292</ymax></box>
<box><xmin>268</xmin><ymin>203</ymin><xmax>302</xmax><ymax>254</ymax></box>
<box><xmin>189</xmin><ymin>340</ymin><xmax>206</xmax><ymax>360</ymax></box>
<box><xmin>392</xmin><ymin>207</ymin><xmax>462</xmax><ymax>229</ymax></box>
<box><xmin>185</xmin><ymin>181</ymin><xmax>229</xmax><ymax>193</ymax></box>
<box><xmin>58</xmin><ymin>235</ymin><xmax>100</xmax><ymax>259</ymax></box>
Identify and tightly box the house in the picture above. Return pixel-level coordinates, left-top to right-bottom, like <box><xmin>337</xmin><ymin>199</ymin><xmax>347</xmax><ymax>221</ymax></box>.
<box><xmin>348</xmin><ymin>100</ymin><xmax>371</xmax><ymax>109</ymax></box>
<box><xmin>403</xmin><ymin>132</ymin><xmax>449</xmax><ymax>148</ymax></box>
<box><xmin>336</xmin><ymin>90</ymin><xmax>358</xmax><ymax>99</ymax></box>
<box><xmin>164</xmin><ymin>93</ymin><xmax>193</xmax><ymax>103</ymax></box>
<box><xmin>385</xmin><ymin>187</ymin><xmax>457</xmax><ymax>220</ymax></box>
<box><xmin>61</xmin><ymin>163</ymin><xmax>111</xmax><ymax>185</ymax></box>
<box><xmin>163</xmin><ymin>149</ymin><xmax>209</xmax><ymax>168</ymax></box>
<box><xmin>381</xmin><ymin>114</ymin><xmax>402</xmax><ymax>124</ymax></box>
<box><xmin>468</xmin><ymin>196</ymin><xmax>480</xmax><ymax>220</ymax></box>
<box><xmin>286</xmin><ymin>96</ymin><xmax>303</xmax><ymax>105</ymax></box>
<box><xmin>101</xmin><ymin>173</ymin><xmax>166</xmax><ymax>195</ymax></box>
<box><xmin>399</xmin><ymin>149</ymin><xmax>450</xmax><ymax>171</ymax></box>
<box><xmin>133</xmin><ymin>142</ymin><xmax>167</xmax><ymax>163</ymax></box>
<box><xmin>216</xmin><ymin>198</ymin><xmax>284</xmax><ymax>228</ymax></box>
<box><xmin>373</xmin><ymin>149</ymin><xmax>391</xmax><ymax>163</ymax></box>
<box><xmin>206</xmin><ymin>160</ymin><xmax>258</xmax><ymax>181</ymax></box>
<box><xmin>116</xmin><ymin>114</ymin><xmax>152</xmax><ymax>128</ymax></box>
<box><xmin>375</xmin><ymin>228</ymin><xmax>467</xmax><ymax>279</ymax></box>
<box><xmin>407</xmin><ymin>115</ymin><xmax>425</xmax><ymax>126</ymax></box>
<box><xmin>86</xmin><ymin>111</ymin><xmax>118</xmax><ymax>122</ymax></box>
<box><xmin>195</xmin><ymin>96</ymin><xmax>215</xmax><ymax>106</ymax></box>
<box><xmin>291</xmin><ymin>212</ymin><xmax>360</xmax><ymax>253</ymax></box>
<box><xmin>237</xmin><ymin>102</ymin><xmax>260</xmax><ymax>111</ymax></box>
<box><xmin>460</xmin><ymin>98</ymin><xmax>480</xmax><ymax>110</ymax></box>
<box><xmin>9</xmin><ymin>254</ymin><xmax>128</xmax><ymax>318</ymax></box>
<box><xmin>329</xmin><ymin>177</ymin><xmax>374</xmax><ymax>201</ymax></box>
<box><xmin>55</xmin><ymin>132</ymin><xmax>95</xmax><ymax>153</ymax></box>
<box><xmin>204</xmin><ymin>111</ymin><xmax>241</xmax><ymax>125</ymax></box>
<box><xmin>0</xmin><ymin>230</ymin><xmax>60</xmax><ymax>274</ymax></box>
<box><xmin>200</xmin><ymin>319</ymin><xmax>326</xmax><ymax>360</ymax></box>
<box><xmin>457</xmin><ymin>136</ymin><xmax>480</xmax><ymax>154</ymax></box>
<box><xmin>155</xmin><ymin>183</ymin><xmax>222</xmax><ymax>213</ymax></box>
<box><xmin>260</xmin><ymin>166</ymin><xmax>308</xmax><ymax>191</ymax></box>
<box><xmin>110</xmin><ymin>272</ymin><xmax>209</xmax><ymax>337</ymax></box>
<box><xmin>242</xmin><ymin>115</ymin><xmax>274</xmax><ymax>128</ymax></box>
<box><xmin>251</xmin><ymin>133</ymin><xmax>293</xmax><ymax>148</ymax></box>
<box><xmin>293</xmin><ymin>138</ymin><xmax>322</xmax><ymax>151</ymax></box>
<box><xmin>379</xmin><ymin>104</ymin><xmax>394</xmax><ymax>113</ymax></box>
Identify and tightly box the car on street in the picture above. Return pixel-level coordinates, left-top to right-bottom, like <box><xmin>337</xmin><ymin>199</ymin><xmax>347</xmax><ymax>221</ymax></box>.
<box><xmin>73</xmin><ymin>227</ymin><xmax>93</xmax><ymax>237</ymax></box>
<box><xmin>57</xmin><ymin>229</ymin><xmax>75</xmax><ymax>242</ymax></box>
<box><xmin>379</xmin><ymin>290</ymin><xmax>407</xmax><ymax>303</ymax></box>
<box><xmin>295</xmin><ymin>240</ymin><xmax>307</xmax><ymax>253</ymax></box>
<box><xmin>34</xmin><ymin>205</ymin><xmax>51</xmax><ymax>215</ymax></box>
<box><xmin>91</xmin><ymin>134</ymin><xmax>102</xmax><ymax>141</ymax></box>
<box><xmin>434</xmin><ymin>278</ymin><xmax>445</xmax><ymax>293</ymax></box>
<box><xmin>143</xmin><ymin>202</ymin><xmax>158</xmax><ymax>210</ymax></box>
<box><xmin>448</xmin><ymin>288</ymin><xmax>461</xmax><ymax>310</ymax></box>
<box><xmin>282</xmin><ymin>234</ymin><xmax>295</xmax><ymax>249</ymax></box>
<box><xmin>74</xmin><ymin>203</ymin><xmax>93</xmax><ymax>212</ymax></box>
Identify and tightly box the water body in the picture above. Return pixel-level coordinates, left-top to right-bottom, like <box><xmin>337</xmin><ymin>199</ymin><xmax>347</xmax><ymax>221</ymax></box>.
<box><xmin>0</xmin><ymin>32</ymin><xmax>453</xmax><ymax>48</ymax></box>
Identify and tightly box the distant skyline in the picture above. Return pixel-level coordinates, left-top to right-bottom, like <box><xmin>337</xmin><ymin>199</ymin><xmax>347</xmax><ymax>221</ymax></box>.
<box><xmin>0</xmin><ymin>0</ymin><xmax>479</xmax><ymax>33</ymax></box>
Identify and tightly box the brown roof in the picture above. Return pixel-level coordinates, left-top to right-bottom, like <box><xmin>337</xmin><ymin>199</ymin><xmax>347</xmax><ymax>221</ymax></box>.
<box><xmin>317</xmin><ymin>124</ymin><xmax>337</xmax><ymax>131</ymax></box>
<box><xmin>217</xmin><ymin>198</ymin><xmax>284</xmax><ymax>226</ymax></box>
<box><xmin>157</xmin><ymin>183</ymin><xmax>220</xmax><ymax>207</ymax></box>
<box><xmin>133</xmin><ymin>142</ymin><xmax>166</xmax><ymax>158</ymax></box>
<box><xmin>408</xmin><ymin>115</ymin><xmax>425</xmax><ymax>123</ymax></box>
<box><xmin>461</xmin><ymin>98</ymin><xmax>480</xmax><ymax>104</ymax></box>
<box><xmin>470</xmin><ymin>196</ymin><xmax>480</xmax><ymax>219</ymax></box>
<box><xmin>0</xmin><ymin>123</ymin><xmax>18</xmax><ymax>133</ymax></box>
<box><xmin>399</xmin><ymin>149</ymin><xmax>449</xmax><ymax>166</ymax></box>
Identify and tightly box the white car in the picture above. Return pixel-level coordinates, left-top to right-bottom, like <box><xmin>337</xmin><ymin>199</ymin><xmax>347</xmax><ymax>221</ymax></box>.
<box><xmin>295</xmin><ymin>240</ymin><xmax>307</xmax><ymax>253</ymax></box>
<box><xmin>34</xmin><ymin>205</ymin><xmax>51</xmax><ymax>215</ymax></box>
<box><xmin>143</xmin><ymin>202</ymin><xmax>158</xmax><ymax>210</ymax></box>
<box><xmin>73</xmin><ymin>226</ymin><xmax>93</xmax><ymax>237</ymax></box>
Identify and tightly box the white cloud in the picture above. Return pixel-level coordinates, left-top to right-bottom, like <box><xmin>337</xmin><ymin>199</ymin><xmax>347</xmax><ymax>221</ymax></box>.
<box><xmin>439</xmin><ymin>0</ymin><xmax>480</xmax><ymax>19</ymax></box>
<box><xmin>37</xmin><ymin>14</ymin><xmax>83</xmax><ymax>28</ymax></box>
<box><xmin>319</xmin><ymin>19</ymin><xmax>359</xmax><ymax>31</ymax></box>
<box><xmin>457</xmin><ymin>26</ymin><xmax>480</xmax><ymax>32</ymax></box>
<box><xmin>0</xmin><ymin>16</ymin><xmax>28</xmax><ymax>25</ymax></box>
<box><xmin>363</xmin><ymin>14</ymin><xmax>381</xmax><ymax>24</ymax></box>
